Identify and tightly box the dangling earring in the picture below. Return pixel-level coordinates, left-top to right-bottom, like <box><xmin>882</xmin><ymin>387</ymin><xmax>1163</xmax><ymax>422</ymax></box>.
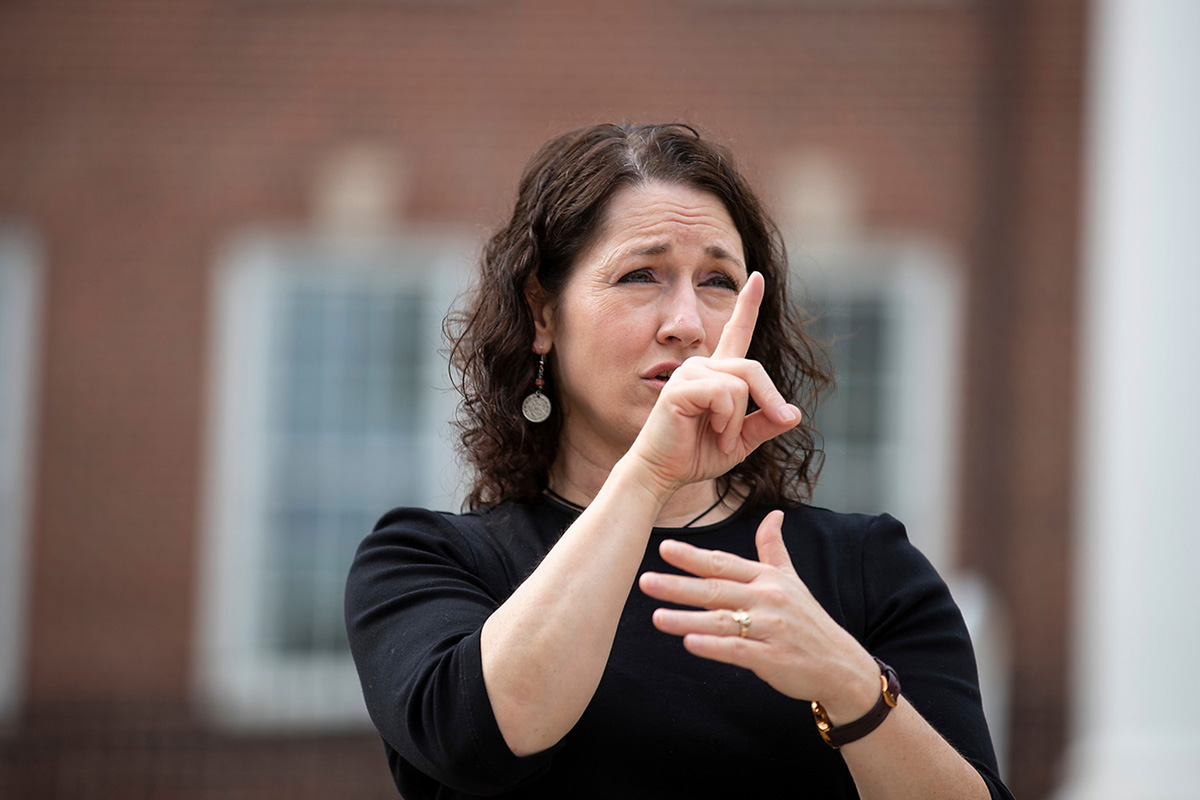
<box><xmin>522</xmin><ymin>352</ymin><xmax>551</xmax><ymax>423</ymax></box>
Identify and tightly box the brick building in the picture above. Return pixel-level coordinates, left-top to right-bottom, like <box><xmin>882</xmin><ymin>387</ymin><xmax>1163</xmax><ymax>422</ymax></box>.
<box><xmin>0</xmin><ymin>1</ymin><xmax>1089</xmax><ymax>798</ymax></box>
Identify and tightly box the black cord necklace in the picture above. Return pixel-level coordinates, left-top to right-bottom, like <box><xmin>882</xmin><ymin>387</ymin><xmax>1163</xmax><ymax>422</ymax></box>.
<box><xmin>543</xmin><ymin>482</ymin><xmax>732</xmax><ymax>528</ymax></box>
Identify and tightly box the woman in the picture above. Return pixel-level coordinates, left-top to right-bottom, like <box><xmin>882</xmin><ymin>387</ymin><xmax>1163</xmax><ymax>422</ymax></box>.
<box><xmin>345</xmin><ymin>123</ymin><xmax>1013</xmax><ymax>799</ymax></box>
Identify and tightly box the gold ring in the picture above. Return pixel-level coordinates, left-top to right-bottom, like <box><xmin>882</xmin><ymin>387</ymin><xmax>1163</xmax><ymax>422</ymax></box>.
<box><xmin>731</xmin><ymin>609</ymin><xmax>751</xmax><ymax>638</ymax></box>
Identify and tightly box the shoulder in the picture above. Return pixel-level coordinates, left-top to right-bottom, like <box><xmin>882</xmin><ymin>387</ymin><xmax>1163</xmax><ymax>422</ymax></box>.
<box><xmin>766</xmin><ymin>505</ymin><xmax>940</xmax><ymax>637</ymax></box>
<box><xmin>350</xmin><ymin>501</ymin><xmax>562</xmax><ymax>599</ymax></box>
<box><xmin>773</xmin><ymin>503</ymin><xmax>916</xmax><ymax>568</ymax></box>
<box><xmin>355</xmin><ymin>506</ymin><xmax>488</xmax><ymax>572</ymax></box>
<box><xmin>783</xmin><ymin>503</ymin><xmax>937</xmax><ymax>583</ymax></box>
<box><xmin>778</xmin><ymin>502</ymin><xmax>907</xmax><ymax>537</ymax></box>
<box><xmin>371</xmin><ymin>501</ymin><xmax>561</xmax><ymax>550</ymax></box>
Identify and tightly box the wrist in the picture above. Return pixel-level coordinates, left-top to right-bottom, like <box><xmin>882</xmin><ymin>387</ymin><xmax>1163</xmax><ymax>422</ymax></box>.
<box><xmin>582</xmin><ymin>457</ymin><xmax>675</xmax><ymax>531</ymax></box>
<box><xmin>819</xmin><ymin>658</ymin><xmax>885</xmax><ymax>725</ymax></box>
<box><xmin>608</xmin><ymin>452</ymin><xmax>680</xmax><ymax>507</ymax></box>
<box><xmin>812</xmin><ymin>658</ymin><xmax>902</xmax><ymax>749</ymax></box>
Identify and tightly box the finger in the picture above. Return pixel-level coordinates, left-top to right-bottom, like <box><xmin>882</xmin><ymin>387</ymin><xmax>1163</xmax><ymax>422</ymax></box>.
<box><xmin>754</xmin><ymin>510</ymin><xmax>797</xmax><ymax>575</ymax></box>
<box><xmin>706</xmin><ymin>358</ymin><xmax>799</xmax><ymax>426</ymax></box>
<box><xmin>680</xmin><ymin>633</ymin><xmax>761</xmax><ymax>669</ymax></box>
<box><xmin>711</xmin><ymin>381</ymin><xmax>747</xmax><ymax>453</ymax></box>
<box><xmin>657</xmin><ymin>538</ymin><xmax>762</xmax><ymax>582</ymax></box>
<box><xmin>707</xmin><ymin>382</ymin><xmax>738</xmax><ymax>437</ymax></box>
<box><xmin>711</xmin><ymin>271</ymin><xmax>764</xmax><ymax>360</ymax></box>
<box><xmin>733</xmin><ymin>405</ymin><xmax>804</xmax><ymax>455</ymax></box>
<box><xmin>651</xmin><ymin>607</ymin><xmax>756</xmax><ymax>639</ymax></box>
<box><xmin>659</xmin><ymin>376</ymin><xmax>740</xmax><ymax>431</ymax></box>
<box><xmin>717</xmin><ymin>407</ymin><xmax>744</xmax><ymax>454</ymax></box>
<box><xmin>638</xmin><ymin>571</ymin><xmax>754</xmax><ymax>611</ymax></box>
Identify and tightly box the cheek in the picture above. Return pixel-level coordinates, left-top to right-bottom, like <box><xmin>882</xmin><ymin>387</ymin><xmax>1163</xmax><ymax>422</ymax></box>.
<box><xmin>562</xmin><ymin>297</ymin><xmax>646</xmax><ymax>346</ymax></box>
<box><xmin>554</xmin><ymin>301</ymin><xmax>634</xmax><ymax>381</ymax></box>
<box><xmin>702</xmin><ymin>307</ymin><xmax>736</xmax><ymax>350</ymax></box>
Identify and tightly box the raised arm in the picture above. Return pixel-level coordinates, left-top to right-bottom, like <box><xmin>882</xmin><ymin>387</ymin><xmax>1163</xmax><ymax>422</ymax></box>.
<box><xmin>480</xmin><ymin>272</ymin><xmax>803</xmax><ymax>757</ymax></box>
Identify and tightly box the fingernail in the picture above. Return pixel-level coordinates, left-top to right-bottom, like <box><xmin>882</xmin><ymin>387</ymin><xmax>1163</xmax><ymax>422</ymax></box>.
<box><xmin>779</xmin><ymin>406</ymin><xmax>798</xmax><ymax>422</ymax></box>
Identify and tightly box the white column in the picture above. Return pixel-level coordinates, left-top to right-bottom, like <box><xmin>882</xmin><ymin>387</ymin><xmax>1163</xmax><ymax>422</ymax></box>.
<box><xmin>1057</xmin><ymin>1</ymin><xmax>1200</xmax><ymax>798</ymax></box>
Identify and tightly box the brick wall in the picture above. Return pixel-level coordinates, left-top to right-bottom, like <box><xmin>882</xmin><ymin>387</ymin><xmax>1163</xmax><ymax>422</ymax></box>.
<box><xmin>0</xmin><ymin>1</ymin><xmax>1084</xmax><ymax>797</ymax></box>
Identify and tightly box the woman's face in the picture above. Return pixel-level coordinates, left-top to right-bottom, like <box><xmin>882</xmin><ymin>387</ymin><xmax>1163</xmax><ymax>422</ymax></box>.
<box><xmin>532</xmin><ymin>180</ymin><xmax>748</xmax><ymax>463</ymax></box>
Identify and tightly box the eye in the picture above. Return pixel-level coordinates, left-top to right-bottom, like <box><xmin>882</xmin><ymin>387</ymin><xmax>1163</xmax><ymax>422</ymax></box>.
<box><xmin>618</xmin><ymin>268</ymin><xmax>656</xmax><ymax>284</ymax></box>
<box><xmin>701</xmin><ymin>272</ymin><xmax>740</xmax><ymax>291</ymax></box>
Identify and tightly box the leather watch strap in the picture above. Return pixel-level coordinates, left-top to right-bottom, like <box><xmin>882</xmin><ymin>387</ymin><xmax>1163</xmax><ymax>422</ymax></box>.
<box><xmin>811</xmin><ymin>658</ymin><xmax>901</xmax><ymax>749</ymax></box>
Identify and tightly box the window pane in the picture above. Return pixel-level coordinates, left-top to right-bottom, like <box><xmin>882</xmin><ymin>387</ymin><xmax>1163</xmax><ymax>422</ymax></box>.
<box><xmin>0</xmin><ymin>230</ymin><xmax>38</xmax><ymax>721</ymax></box>
<box><xmin>265</xmin><ymin>282</ymin><xmax>427</xmax><ymax>655</ymax></box>
<box><xmin>809</xmin><ymin>298</ymin><xmax>889</xmax><ymax>513</ymax></box>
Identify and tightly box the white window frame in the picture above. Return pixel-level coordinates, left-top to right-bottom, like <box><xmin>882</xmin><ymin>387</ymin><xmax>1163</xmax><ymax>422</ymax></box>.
<box><xmin>0</xmin><ymin>225</ymin><xmax>42</xmax><ymax>723</ymax></box>
<box><xmin>197</xmin><ymin>230</ymin><xmax>471</xmax><ymax>730</ymax></box>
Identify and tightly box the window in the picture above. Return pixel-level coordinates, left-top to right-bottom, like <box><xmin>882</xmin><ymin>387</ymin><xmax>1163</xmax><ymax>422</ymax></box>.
<box><xmin>797</xmin><ymin>241</ymin><xmax>1008</xmax><ymax>769</ymax></box>
<box><xmin>798</xmin><ymin>241</ymin><xmax>963</xmax><ymax>573</ymax></box>
<box><xmin>198</xmin><ymin>232</ymin><xmax>471</xmax><ymax>728</ymax></box>
<box><xmin>0</xmin><ymin>225</ymin><xmax>41</xmax><ymax>722</ymax></box>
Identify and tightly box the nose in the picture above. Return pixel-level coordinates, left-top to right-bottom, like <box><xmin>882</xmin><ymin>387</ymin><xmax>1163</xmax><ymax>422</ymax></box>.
<box><xmin>656</xmin><ymin>284</ymin><xmax>705</xmax><ymax>348</ymax></box>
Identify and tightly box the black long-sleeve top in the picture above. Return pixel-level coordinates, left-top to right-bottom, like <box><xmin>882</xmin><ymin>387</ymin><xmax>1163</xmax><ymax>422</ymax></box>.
<box><xmin>345</xmin><ymin>497</ymin><xmax>1014</xmax><ymax>799</ymax></box>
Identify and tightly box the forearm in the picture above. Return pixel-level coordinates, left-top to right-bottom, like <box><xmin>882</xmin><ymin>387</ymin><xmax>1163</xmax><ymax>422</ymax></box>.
<box><xmin>480</xmin><ymin>456</ymin><xmax>670</xmax><ymax>757</ymax></box>
<box><xmin>811</xmin><ymin>647</ymin><xmax>989</xmax><ymax>799</ymax></box>
<box><xmin>841</xmin><ymin>699</ymin><xmax>990</xmax><ymax>800</ymax></box>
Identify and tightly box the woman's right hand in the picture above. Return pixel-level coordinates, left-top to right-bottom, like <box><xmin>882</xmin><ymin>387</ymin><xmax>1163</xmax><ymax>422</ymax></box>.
<box><xmin>627</xmin><ymin>271</ymin><xmax>803</xmax><ymax>494</ymax></box>
<box><xmin>483</xmin><ymin>272</ymin><xmax>801</xmax><ymax>758</ymax></box>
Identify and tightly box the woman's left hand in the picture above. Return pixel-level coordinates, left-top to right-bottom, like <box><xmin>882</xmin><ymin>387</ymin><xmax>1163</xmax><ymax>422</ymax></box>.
<box><xmin>638</xmin><ymin>510</ymin><xmax>880</xmax><ymax>718</ymax></box>
<box><xmin>643</xmin><ymin>510</ymin><xmax>994</xmax><ymax>799</ymax></box>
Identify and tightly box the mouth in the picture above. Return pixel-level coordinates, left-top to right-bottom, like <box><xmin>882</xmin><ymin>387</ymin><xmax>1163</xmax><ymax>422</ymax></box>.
<box><xmin>643</xmin><ymin>362</ymin><xmax>682</xmax><ymax>386</ymax></box>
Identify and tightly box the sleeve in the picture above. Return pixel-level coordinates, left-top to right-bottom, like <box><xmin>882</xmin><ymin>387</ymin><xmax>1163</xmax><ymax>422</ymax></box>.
<box><xmin>859</xmin><ymin>514</ymin><xmax>1016</xmax><ymax>800</ymax></box>
<box><xmin>343</xmin><ymin>508</ymin><xmax>559</xmax><ymax>796</ymax></box>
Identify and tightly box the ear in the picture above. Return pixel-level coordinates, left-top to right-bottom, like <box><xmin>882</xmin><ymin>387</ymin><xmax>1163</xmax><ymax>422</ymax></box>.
<box><xmin>524</xmin><ymin>277</ymin><xmax>556</xmax><ymax>352</ymax></box>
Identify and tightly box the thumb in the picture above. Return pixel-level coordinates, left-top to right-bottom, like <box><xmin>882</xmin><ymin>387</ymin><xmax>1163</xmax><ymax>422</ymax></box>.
<box><xmin>737</xmin><ymin>406</ymin><xmax>803</xmax><ymax>457</ymax></box>
<box><xmin>755</xmin><ymin>510</ymin><xmax>796</xmax><ymax>575</ymax></box>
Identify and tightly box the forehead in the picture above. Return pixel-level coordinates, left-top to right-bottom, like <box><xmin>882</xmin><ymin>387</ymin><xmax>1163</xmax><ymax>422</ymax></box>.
<box><xmin>589</xmin><ymin>181</ymin><xmax>745</xmax><ymax>264</ymax></box>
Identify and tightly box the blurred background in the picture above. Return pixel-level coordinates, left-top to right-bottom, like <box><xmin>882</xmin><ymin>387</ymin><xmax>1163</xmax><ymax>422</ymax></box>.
<box><xmin>2</xmin><ymin>1</ymin><xmax>1197</xmax><ymax>798</ymax></box>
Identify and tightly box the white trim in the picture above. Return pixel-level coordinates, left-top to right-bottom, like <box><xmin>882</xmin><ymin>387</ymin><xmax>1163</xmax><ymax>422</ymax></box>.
<box><xmin>197</xmin><ymin>231</ymin><xmax>471</xmax><ymax>730</ymax></box>
<box><xmin>1058</xmin><ymin>1</ymin><xmax>1200</xmax><ymax>796</ymax></box>
<box><xmin>0</xmin><ymin>225</ymin><xmax>42</xmax><ymax>723</ymax></box>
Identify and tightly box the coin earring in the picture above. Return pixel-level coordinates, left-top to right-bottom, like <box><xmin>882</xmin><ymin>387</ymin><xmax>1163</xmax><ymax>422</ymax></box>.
<box><xmin>522</xmin><ymin>352</ymin><xmax>551</xmax><ymax>423</ymax></box>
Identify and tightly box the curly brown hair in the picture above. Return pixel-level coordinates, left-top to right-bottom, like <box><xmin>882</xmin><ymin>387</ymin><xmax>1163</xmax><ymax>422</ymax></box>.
<box><xmin>445</xmin><ymin>123</ymin><xmax>831</xmax><ymax>509</ymax></box>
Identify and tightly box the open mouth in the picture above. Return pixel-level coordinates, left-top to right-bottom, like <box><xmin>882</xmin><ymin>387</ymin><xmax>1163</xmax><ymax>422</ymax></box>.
<box><xmin>645</xmin><ymin>363</ymin><xmax>681</xmax><ymax>384</ymax></box>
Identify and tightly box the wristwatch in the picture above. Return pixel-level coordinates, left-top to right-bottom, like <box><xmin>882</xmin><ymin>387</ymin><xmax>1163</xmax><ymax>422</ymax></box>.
<box><xmin>811</xmin><ymin>658</ymin><xmax>901</xmax><ymax>749</ymax></box>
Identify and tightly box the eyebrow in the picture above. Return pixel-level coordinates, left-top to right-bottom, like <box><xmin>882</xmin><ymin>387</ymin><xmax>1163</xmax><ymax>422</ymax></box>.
<box><xmin>629</xmin><ymin>242</ymin><xmax>745</xmax><ymax>267</ymax></box>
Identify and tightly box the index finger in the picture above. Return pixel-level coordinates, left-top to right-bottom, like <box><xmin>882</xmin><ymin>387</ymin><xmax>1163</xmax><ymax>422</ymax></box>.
<box><xmin>711</xmin><ymin>271</ymin><xmax>764</xmax><ymax>359</ymax></box>
<box><xmin>657</xmin><ymin>538</ymin><xmax>762</xmax><ymax>583</ymax></box>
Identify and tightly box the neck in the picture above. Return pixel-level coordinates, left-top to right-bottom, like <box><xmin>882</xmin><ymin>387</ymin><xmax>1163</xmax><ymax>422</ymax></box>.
<box><xmin>549</xmin><ymin>436</ymin><xmax>734</xmax><ymax>527</ymax></box>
